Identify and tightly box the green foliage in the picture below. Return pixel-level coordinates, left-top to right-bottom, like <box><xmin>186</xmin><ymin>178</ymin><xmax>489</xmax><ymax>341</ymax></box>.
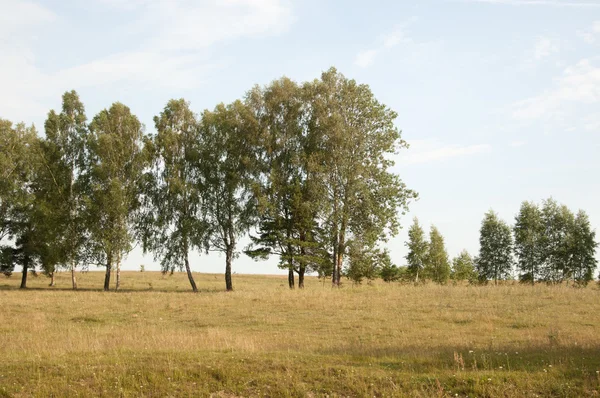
<box><xmin>451</xmin><ymin>249</ymin><xmax>477</xmax><ymax>282</ymax></box>
<box><xmin>345</xmin><ymin>244</ymin><xmax>392</xmax><ymax>284</ymax></box>
<box><xmin>476</xmin><ymin>210</ymin><xmax>514</xmax><ymax>284</ymax></box>
<box><xmin>514</xmin><ymin>201</ymin><xmax>545</xmax><ymax>284</ymax></box>
<box><xmin>305</xmin><ymin>67</ymin><xmax>416</xmax><ymax>286</ymax></box>
<box><xmin>86</xmin><ymin>102</ymin><xmax>148</xmax><ymax>277</ymax></box>
<box><xmin>200</xmin><ymin>101</ymin><xmax>259</xmax><ymax>291</ymax></box>
<box><xmin>139</xmin><ymin>99</ymin><xmax>206</xmax><ymax>291</ymax></box>
<box><xmin>405</xmin><ymin>217</ymin><xmax>428</xmax><ymax>282</ymax></box>
<box><xmin>424</xmin><ymin>226</ymin><xmax>451</xmax><ymax>284</ymax></box>
<box><xmin>380</xmin><ymin>261</ymin><xmax>401</xmax><ymax>283</ymax></box>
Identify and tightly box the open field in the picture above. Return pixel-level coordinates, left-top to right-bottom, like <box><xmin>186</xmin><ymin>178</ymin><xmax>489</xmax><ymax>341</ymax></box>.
<box><xmin>1</xmin><ymin>272</ymin><xmax>600</xmax><ymax>397</ymax></box>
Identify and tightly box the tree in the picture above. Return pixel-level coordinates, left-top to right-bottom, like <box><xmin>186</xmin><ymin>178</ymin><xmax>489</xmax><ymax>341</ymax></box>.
<box><xmin>200</xmin><ymin>101</ymin><xmax>258</xmax><ymax>291</ymax></box>
<box><xmin>305</xmin><ymin>67</ymin><xmax>416</xmax><ymax>286</ymax></box>
<box><xmin>476</xmin><ymin>210</ymin><xmax>514</xmax><ymax>284</ymax></box>
<box><xmin>424</xmin><ymin>226</ymin><xmax>451</xmax><ymax>284</ymax></box>
<box><xmin>451</xmin><ymin>250</ymin><xmax>476</xmax><ymax>283</ymax></box>
<box><xmin>0</xmin><ymin>121</ymin><xmax>42</xmax><ymax>288</ymax></box>
<box><xmin>245</xmin><ymin>77</ymin><xmax>326</xmax><ymax>289</ymax></box>
<box><xmin>564</xmin><ymin>210</ymin><xmax>597</xmax><ymax>285</ymax></box>
<box><xmin>87</xmin><ymin>103</ymin><xmax>147</xmax><ymax>291</ymax></box>
<box><xmin>380</xmin><ymin>260</ymin><xmax>401</xmax><ymax>283</ymax></box>
<box><xmin>139</xmin><ymin>99</ymin><xmax>207</xmax><ymax>292</ymax></box>
<box><xmin>35</xmin><ymin>91</ymin><xmax>89</xmax><ymax>289</ymax></box>
<box><xmin>345</xmin><ymin>242</ymin><xmax>390</xmax><ymax>284</ymax></box>
<box><xmin>405</xmin><ymin>218</ymin><xmax>428</xmax><ymax>282</ymax></box>
<box><xmin>514</xmin><ymin>201</ymin><xmax>545</xmax><ymax>284</ymax></box>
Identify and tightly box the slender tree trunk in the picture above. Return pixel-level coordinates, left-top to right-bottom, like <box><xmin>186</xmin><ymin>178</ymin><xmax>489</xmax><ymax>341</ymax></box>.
<box><xmin>288</xmin><ymin>266</ymin><xmax>295</xmax><ymax>289</ymax></box>
<box><xmin>49</xmin><ymin>272</ymin><xmax>55</xmax><ymax>287</ymax></box>
<box><xmin>71</xmin><ymin>258</ymin><xmax>77</xmax><ymax>290</ymax></box>
<box><xmin>225</xmin><ymin>246</ymin><xmax>233</xmax><ymax>291</ymax></box>
<box><xmin>298</xmin><ymin>266</ymin><xmax>305</xmax><ymax>289</ymax></box>
<box><xmin>104</xmin><ymin>255</ymin><xmax>112</xmax><ymax>292</ymax></box>
<box><xmin>415</xmin><ymin>269</ymin><xmax>419</xmax><ymax>283</ymax></box>
<box><xmin>20</xmin><ymin>259</ymin><xmax>29</xmax><ymax>289</ymax></box>
<box><xmin>184</xmin><ymin>251</ymin><xmax>198</xmax><ymax>293</ymax></box>
<box><xmin>115</xmin><ymin>252</ymin><xmax>121</xmax><ymax>291</ymax></box>
<box><xmin>331</xmin><ymin>242</ymin><xmax>338</xmax><ymax>287</ymax></box>
<box><xmin>335</xmin><ymin>231</ymin><xmax>345</xmax><ymax>286</ymax></box>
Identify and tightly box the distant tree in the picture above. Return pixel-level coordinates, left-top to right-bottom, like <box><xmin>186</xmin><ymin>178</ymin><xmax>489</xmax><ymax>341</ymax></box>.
<box><xmin>405</xmin><ymin>218</ymin><xmax>428</xmax><ymax>282</ymax></box>
<box><xmin>540</xmin><ymin>198</ymin><xmax>575</xmax><ymax>283</ymax></box>
<box><xmin>451</xmin><ymin>249</ymin><xmax>477</xmax><ymax>282</ymax></box>
<box><xmin>565</xmin><ymin>210</ymin><xmax>597</xmax><ymax>285</ymax></box>
<box><xmin>514</xmin><ymin>201</ymin><xmax>545</xmax><ymax>284</ymax></box>
<box><xmin>87</xmin><ymin>103</ymin><xmax>148</xmax><ymax>291</ymax></box>
<box><xmin>200</xmin><ymin>101</ymin><xmax>258</xmax><ymax>291</ymax></box>
<box><xmin>476</xmin><ymin>210</ymin><xmax>514</xmax><ymax>285</ymax></box>
<box><xmin>345</xmin><ymin>242</ymin><xmax>390</xmax><ymax>284</ymax></box>
<box><xmin>139</xmin><ymin>99</ymin><xmax>207</xmax><ymax>292</ymax></box>
<box><xmin>305</xmin><ymin>67</ymin><xmax>416</xmax><ymax>286</ymax></box>
<box><xmin>424</xmin><ymin>226</ymin><xmax>451</xmax><ymax>284</ymax></box>
<box><xmin>380</xmin><ymin>260</ymin><xmax>401</xmax><ymax>283</ymax></box>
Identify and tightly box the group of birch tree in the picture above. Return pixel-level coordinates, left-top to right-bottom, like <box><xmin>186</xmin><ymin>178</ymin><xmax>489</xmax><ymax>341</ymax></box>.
<box><xmin>404</xmin><ymin>199</ymin><xmax>597</xmax><ymax>286</ymax></box>
<box><xmin>0</xmin><ymin>67</ymin><xmax>416</xmax><ymax>291</ymax></box>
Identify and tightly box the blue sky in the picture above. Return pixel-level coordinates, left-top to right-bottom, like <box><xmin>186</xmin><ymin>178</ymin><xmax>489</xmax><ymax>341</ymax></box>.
<box><xmin>2</xmin><ymin>0</ymin><xmax>599</xmax><ymax>275</ymax></box>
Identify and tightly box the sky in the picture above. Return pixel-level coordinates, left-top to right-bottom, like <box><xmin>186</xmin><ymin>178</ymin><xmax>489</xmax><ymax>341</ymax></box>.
<box><xmin>2</xmin><ymin>0</ymin><xmax>599</xmax><ymax>275</ymax></box>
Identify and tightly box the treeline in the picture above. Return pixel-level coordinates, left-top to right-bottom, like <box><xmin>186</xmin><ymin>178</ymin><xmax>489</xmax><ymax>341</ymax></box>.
<box><xmin>393</xmin><ymin>199</ymin><xmax>597</xmax><ymax>286</ymax></box>
<box><xmin>0</xmin><ymin>67</ymin><xmax>417</xmax><ymax>291</ymax></box>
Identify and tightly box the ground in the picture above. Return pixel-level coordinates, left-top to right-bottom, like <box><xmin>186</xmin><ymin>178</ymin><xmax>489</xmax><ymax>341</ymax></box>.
<box><xmin>1</xmin><ymin>271</ymin><xmax>599</xmax><ymax>397</ymax></box>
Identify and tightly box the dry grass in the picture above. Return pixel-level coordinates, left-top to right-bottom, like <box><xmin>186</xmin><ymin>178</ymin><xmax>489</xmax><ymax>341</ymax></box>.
<box><xmin>1</xmin><ymin>271</ymin><xmax>600</xmax><ymax>397</ymax></box>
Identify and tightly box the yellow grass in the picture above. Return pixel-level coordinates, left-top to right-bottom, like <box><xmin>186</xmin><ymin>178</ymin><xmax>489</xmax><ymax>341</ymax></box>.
<box><xmin>1</xmin><ymin>271</ymin><xmax>599</xmax><ymax>397</ymax></box>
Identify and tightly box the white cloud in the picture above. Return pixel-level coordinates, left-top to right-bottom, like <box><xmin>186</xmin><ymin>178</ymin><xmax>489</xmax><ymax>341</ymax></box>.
<box><xmin>461</xmin><ymin>0</ymin><xmax>600</xmax><ymax>7</ymax></box>
<box><xmin>354</xmin><ymin>21</ymin><xmax>415</xmax><ymax>69</ymax></box>
<box><xmin>400</xmin><ymin>140</ymin><xmax>492</xmax><ymax>165</ymax></box>
<box><xmin>577</xmin><ymin>21</ymin><xmax>600</xmax><ymax>43</ymax></box>
<box><xmin>0</xmin><ymin>0</ymin><xmax>293</xmax><ymax>123</ymax></box>
<box><xmin>510</xmin><ymin>140</ymin><xmax>527</xmax><ymax>147</ymax></box>
<box><xmin>512</xmin><ymin>58</ymin><xmax>600</xmax><ymax>121</ymax></box>
<box><xmin>534</xmin><ymin>37</ymin><xmax>560</xmax><ymax>60</ymax></box>
<box><xmin>355</xmin><ymin>50</ymin><xmax>378</xmax><ymax>68</ymax></box>
<box><xmin>0</xmin><ymin>0</ymin><xmax>56</xmax><ymax>39</ymax></box>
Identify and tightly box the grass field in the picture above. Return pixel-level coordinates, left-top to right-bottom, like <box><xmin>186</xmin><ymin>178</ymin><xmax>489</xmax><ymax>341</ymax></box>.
<box><xmin>1</xmin><ymin>271</ymin><xmax>599</xmax><ymax>397</ymax></box>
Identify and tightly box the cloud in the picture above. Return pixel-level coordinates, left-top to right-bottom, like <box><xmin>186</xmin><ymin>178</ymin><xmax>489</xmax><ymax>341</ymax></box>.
<box><xmin>354</xmin><ymin>21</ymin><xmax>415</xmax><ymax>69</ymax></box>
<box><xmin>510</xmin><ymin>140</ymin><xmax>527</xmax><ymax>147</ymax></box>
<box><xmin>511</xmin><ymin>58</ymin><xmax>600</xmax><ymax>121</ymax></box>
<box><xmin>355</xmin><ymin>50</ymin><xmax>378</xmax><ymax>68</ymax></box>
<box><xmin>400</xmin><ymin>140</ymin><xmax>492</xmax><ymax>165</ymax></box>
<box><xmin>0</xmin><ymin>0</ymin><xmax>293</xmax><ymax>124</ymax></box>
<box><xmin>0</xmin><ymin>0</ymin><xmax>56</xmax><ymax>39</ymax></box>
<box><xmin>460</xmin><ymin>0</ymin><xmax>600</xmax><ymax>7</ymax></box>
<box><xmin>534</xmin><ymin>37</ymin><xmax>560</xmax><ymax>61</ymax></box>
<box><xmin>577</xmin><ymin>21</ymin><xmax>600</xmax><ymax>44</ymax></box>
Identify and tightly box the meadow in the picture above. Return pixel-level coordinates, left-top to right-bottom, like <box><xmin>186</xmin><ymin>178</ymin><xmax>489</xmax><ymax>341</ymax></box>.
<box><xmin>1</xmin><ymin>272</ymin><xmax>599</xmax><ymax>397</ymax></box>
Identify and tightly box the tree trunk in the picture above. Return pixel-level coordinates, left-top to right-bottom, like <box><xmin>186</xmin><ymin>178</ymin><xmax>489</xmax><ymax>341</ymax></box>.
<box><xmin>225</xmin><ymin>246</ymin><xmax>233</xmax><ymax>291</ymax></box>
<box><xmin>104</xmin><ymin>255</ymin><xmax>112</xmax><ymax>292</ymax></box>
<box><xmin>298</xmin><ymin>266</ymin><xmax>305</xmax><ymax>289</ymax></box>
<box><xmin>415</xmin><ymin>269</ymin><xmax>419</xmax><ymax>283</ymax></box>
<box><xmin>288</xmin><ymin>266</ymin><xmax>295</xmax><ymax>289</ymax></box>
<box><xmin>20</xmin><ymin>259</ymin><xmax>28</xmax><ymax>289</ymax></box>
<box><xmin>184</xmin><ymin>251</ymin><xmax>198</xmax><ymax>293</ymax></box>
<box><xmin>336</xmin><ymin>251</ymin><xmax>343</xmax><ymax>286</ymax></box>
<box><xmin>71</xmin><ymin>258</ymin><xmax>77</xmax><ymax>290</ymax></box>
<box><xmin>115</xmin><ymin>252</ymin><xmax>121</xmax><ymax>291</ymax></box>
<box><xmin>49</xmin><ymin>272</ymin><xmax>55</xmax><ymax>287</ymax></box>
<box><xmin>331</xmin><ymin>243</ymin><xmax>338</xmax><ymax>287</ymax></box>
